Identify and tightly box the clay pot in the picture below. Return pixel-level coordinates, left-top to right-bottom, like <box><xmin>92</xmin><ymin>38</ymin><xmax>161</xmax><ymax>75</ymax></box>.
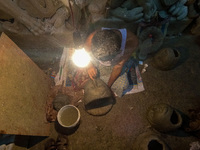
<box><xmin>152</xmin><ymin>47</ymin><xmax>180</xmax><ymax>71</ymax></box>
<box><xmin>53</xmin><ymin>93</ymin><xmax>71</xmax><ymax>111</ymax></box>
<box><xmin>147</xmin><ymin>104</ymin><xmax>182</xmax><ymax>132</ymax></box>
<box><xmin>83</xmin><ymin>78</ymin><xmax>114</xmax><ymax>116</ymax></box>
<box><xmin>133</xmin><ymin>131</ymin><xmax>171</xmax><ymax>150</ymax></box>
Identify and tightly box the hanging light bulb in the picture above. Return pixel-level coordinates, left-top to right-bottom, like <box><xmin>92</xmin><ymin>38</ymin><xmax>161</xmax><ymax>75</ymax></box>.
<box><xmin>72</xmin><ymin>48</ymin><xmax>91</xmax><ymax>68</ymax></box>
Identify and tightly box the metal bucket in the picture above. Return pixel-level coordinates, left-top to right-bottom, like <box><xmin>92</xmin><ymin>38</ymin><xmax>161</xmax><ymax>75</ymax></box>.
<box><xmin>57</xmin><ymin>105</ymin><xmax>80</xmax><ymax>128</ymax></box>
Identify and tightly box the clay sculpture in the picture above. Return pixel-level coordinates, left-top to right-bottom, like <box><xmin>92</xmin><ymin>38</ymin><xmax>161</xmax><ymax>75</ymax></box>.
<box><xmin>147</xmin><ymin>103</ymin><xmax>183</xmax><ymax>132</ymax></box>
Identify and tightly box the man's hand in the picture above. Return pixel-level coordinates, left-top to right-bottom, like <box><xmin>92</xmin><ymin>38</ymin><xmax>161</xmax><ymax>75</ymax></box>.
<box><xmin>87</xmin><ymin>65</ymin><xmax>97</xmax><ymax>80</ymax></box>
<box><xmin>168</xmin><ymin>0</ymin><xmax>188</xmax><ymax>20</ymax></box>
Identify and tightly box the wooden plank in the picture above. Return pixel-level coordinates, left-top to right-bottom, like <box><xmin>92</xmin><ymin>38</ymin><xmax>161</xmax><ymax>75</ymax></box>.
<box><xmin>0</xmin><ymin>33</ymin><xmax>50</xmax><ymax>136</ymax></box>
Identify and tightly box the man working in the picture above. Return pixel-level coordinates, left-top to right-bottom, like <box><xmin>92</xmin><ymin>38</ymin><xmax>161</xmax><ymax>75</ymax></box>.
<box><xmin>84</xmin><ymin>28</ymin><xmax>139</xmax><ymax>96</ymax></box>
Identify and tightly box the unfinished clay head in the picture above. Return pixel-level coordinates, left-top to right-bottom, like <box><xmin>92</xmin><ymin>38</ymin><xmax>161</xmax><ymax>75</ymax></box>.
<box><xmin>133</xmin><ymin>130</ymin><xmax>171</xmax><ymax>150</ymax></box>
<box><xmin>53</xmin><ymin>93</ymin><xmax>71</xmax><ymax>111</ymax></box>
<box><xmin>151</xmin><ymin>47</ymin><xmax>180</xmax><ymax>71</ymax></box>
<box><xmin>147</xmin><ymin>103</ymin><xmax>182</xmax><ymax>132</ymax></box>
<box><xmin>138</xmin><ymin>26</ymin><xmax>164</xmax><ymax>60</ymax></box>
<box><xmin>83</xmin><ymin>78</ymin><xmax>114</xmax><ymax>116</ymax></box>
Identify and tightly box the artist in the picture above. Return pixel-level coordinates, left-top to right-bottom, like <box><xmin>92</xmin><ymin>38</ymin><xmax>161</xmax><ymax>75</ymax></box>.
<box><xmin>84</xmin><ymin>28</ymin><xmax>138</xmax><ymax>94</ymax></box>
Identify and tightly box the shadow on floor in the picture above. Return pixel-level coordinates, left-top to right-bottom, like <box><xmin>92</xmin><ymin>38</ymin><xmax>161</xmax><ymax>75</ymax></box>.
<box><xmin>15</xmin><ymin>135</ymin><xmax>47</xmax><ymax>148</ymax></box>
<box><xmin>166</xmin><ymin>111</ymin><xmax>193</xmax><ymax>137</ymax></box>
<box><xmin>174</xmin><ymin>46</ymin><xmax>190</xmax><ymax>68</ymax></box>
<box><xmin>54</xmin><ymin>120</ymin><xmax>80</xmax><ymax>136</ymax></box>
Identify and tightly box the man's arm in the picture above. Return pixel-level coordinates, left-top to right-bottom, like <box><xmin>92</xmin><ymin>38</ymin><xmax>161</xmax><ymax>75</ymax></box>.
<box><xmin>107</xmin><ymin>60</ymin><xmax>126</xmax><ymax>87</ymax></box>
<box><xmin>84</xmin><ymin>31</ymin><xmax>97</xmax><ymax>80</ymax></box>
<box><xmin>107</xmin><ymin>30</ymin><xmax>139</xmax><ymax>87</ymax></box>
<box><xmin>84</xmin><ymin>31</ymin><xmax>96</xmax><ymax>52</ymax></box>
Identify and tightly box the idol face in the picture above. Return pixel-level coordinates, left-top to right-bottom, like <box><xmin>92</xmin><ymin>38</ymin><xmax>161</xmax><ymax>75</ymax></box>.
<box><xmin>147</xmin><ymin>104</ymin><xmax>173</xmax><ymax>124</ymax></box>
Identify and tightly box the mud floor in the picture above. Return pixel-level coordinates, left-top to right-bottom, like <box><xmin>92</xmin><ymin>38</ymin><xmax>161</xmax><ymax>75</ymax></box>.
<box><xmin>9</xmin><ymin>32</ymin><xmax>200</xmax><ymax>150</ymax></box>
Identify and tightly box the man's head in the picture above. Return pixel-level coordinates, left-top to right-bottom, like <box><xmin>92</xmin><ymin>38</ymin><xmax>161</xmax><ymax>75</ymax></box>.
<box><xmin>91</xmin><ymin>30</ymin><xmax>121</xmax><ymax>61</ymax></box>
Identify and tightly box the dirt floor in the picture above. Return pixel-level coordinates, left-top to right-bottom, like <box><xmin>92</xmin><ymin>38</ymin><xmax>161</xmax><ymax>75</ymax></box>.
<box><xmin>5</xmin><ymin>31</ymin><xmax>200</xmax><ymax>150</ymax></box>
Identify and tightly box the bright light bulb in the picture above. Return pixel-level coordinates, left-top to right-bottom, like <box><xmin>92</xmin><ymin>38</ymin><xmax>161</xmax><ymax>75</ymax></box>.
<box><xmin>72</xmin><ymin>48</ymin><xmax>91</xmax><ymax>67</ymax></box>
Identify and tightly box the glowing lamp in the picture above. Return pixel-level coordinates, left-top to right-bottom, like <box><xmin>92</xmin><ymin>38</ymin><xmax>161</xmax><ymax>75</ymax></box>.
<box><xmin>72</xmin><ymin>48</ymin><xmax>91</xmax><ymax>68</ymax></box>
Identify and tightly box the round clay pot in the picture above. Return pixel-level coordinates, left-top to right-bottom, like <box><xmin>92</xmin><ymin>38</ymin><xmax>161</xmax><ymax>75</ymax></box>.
<box><xmin>147</xmin><ymin>103</ymin><xmax>182</xmax><ymax>132</ymax></box>
<box><xmin>53</xmin><ymin>93</ymin><xmax>71</xmax><ymax>111</ymax></box>
<box><xmin>152</xmin><ymin>47</ymin><xmax>180</xmax><ymax>71</ymax></box>
<box><xmin>83</xmin><ymin>78</ymin><xmax>114</xmax><ymax>116</ymax></box>
<box><xmin>133</xmin><ymin>130</ymin><xmax>171</xmax><ymax>150</ymax></box>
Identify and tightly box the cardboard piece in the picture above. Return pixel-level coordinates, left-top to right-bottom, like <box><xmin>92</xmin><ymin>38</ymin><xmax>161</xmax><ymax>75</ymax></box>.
<box><xmin>0</xmin><ymin>33</ymin><xmax>50</xmax><ymax>136</ymax></box>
